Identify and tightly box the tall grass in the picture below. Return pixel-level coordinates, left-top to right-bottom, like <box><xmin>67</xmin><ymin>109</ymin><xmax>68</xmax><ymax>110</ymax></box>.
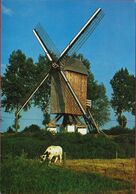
<box><xmin>1</xmin><ymin>155</ymin><xmax>132</xmax><ymax>194</ymax></box>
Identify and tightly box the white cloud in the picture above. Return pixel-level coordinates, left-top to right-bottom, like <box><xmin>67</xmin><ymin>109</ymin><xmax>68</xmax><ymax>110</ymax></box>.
<box><xmin>2</xmin><ymin>4</ymin><xmax>13</xmax><ymax>16</ymax></box>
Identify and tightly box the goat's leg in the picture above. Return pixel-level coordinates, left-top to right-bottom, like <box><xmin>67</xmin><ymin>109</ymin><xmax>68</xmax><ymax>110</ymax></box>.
<box><xmin>54</xmin><ymin>156</ymin><xmax>58</xmax><ymax>163</ymax></box>
<box><xmin>59</xmin><ymin>154</ymin><xmax>62</xmax><ymax>163</ymax></box>
<box><xmin>48</xmin><ymin>156</ymin><xmax>53</xmax><ymax>164</ymax></box>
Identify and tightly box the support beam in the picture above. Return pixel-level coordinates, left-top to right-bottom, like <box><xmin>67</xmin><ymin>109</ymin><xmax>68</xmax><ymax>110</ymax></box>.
<box><xmin>87</xmin><ymin>108</ymin><xmax>100</xmax><ymax>133</ymax></box>
<box><xmin>48</xmin><ymin>114</ymin><xmax>63</xmax><ymax>125</ymax></box>
<box><xmin>87</xmin><ymin>108</ymin><xmax>108</xmax><ymax>137</ymax></box>
<box><xmin>17</xmin><ymin>72</ymin><xmax>50</xmax><ymax>116</ymax></box>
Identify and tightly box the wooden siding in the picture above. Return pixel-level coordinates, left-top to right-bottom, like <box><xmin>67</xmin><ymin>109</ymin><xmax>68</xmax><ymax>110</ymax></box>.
<box><xmin>50</xmin><ymin>70</ymin><xmax>87</xmax><ymax>115</ymax></box>
<box><xmin>65</xmin><ymin>71</ymin><xmax>87</xmax><ymax>114</ymax></box>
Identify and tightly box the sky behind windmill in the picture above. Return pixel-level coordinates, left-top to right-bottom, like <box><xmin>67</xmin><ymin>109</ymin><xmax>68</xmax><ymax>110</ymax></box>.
<box><xmin>1</xmin><ymin>0</ymin><xmax>135</xmax><ymax>131</ymax></box>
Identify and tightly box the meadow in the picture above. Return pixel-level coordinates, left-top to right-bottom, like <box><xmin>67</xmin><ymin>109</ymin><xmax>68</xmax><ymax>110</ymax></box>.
<box><xmin>1</xmin><ymin>129</ymin><xmax>135</xmax><ymax>194</ymax></box>
<box><xmin>1</xmin><ymin>156</ymin><xmax>134</xmax><ymax>194</ymax></box>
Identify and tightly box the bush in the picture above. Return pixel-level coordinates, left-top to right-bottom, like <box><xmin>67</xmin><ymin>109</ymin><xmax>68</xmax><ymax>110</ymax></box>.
<box><xmin>23</xmin><ymin>124</ymin><xmax>41</xmax><ymax>134</ymax></box>
<box><xmin>113</xmin><ymin>134</ymin><xmax>134</xmax><ymax>158</ymax></box>
<box><xmin>106</xmin><ymin>126</ymin><xmax>134</xmax><ymax>135</ymax></box>
<box><xmin>1</xmin><ymin>136</ymin><xmax>45</xmax><ymax>160</ymax></box>
<box><xmin>6</xmin><ymin>127</ymin><xmax>15</xmax><ymax>133</ymax></box>
<box><xmin>1</xmin><ymin>132</ymin><xmax>134</xmax><ymax>160</ymax></box>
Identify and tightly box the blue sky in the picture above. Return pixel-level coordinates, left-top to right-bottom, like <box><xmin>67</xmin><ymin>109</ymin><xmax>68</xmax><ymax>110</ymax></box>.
<box><xmin>1</xmin><ymin>0</ymin><xmax>135</xmax><ymax>131</ymax></box>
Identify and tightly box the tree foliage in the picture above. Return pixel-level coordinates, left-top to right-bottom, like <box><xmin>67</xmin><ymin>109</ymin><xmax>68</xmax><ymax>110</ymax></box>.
<box><xmin>72</xmin><ymin>53</ymin><xmax>110</xmax><ymax>127</ymax></box>
<box><xmin>110</xmin><ymin>68</ymin><xmax>135</xmax><ymax>116</ymax></box>
<box><xmin>33</xmin><ymin>55</ymin><xmax>51</xmax><ymax>111</ymax></box>
<box><xmin>42</xmin><ymin>112</ymin><xmax>50</xmax><ymax>127</ymax></box>
<box><xmin>117</xmin><ymin>115</ymin><xmax>127</xmax><ymax>128</ymax></box>
<box><xmin>32</xmin><ymin>55</ymin><xmax>51</xmax><ymax>127</ymax></box>
<box><xmin>2</xmin><ymin>50</ymin><xmax>35</xmax><ymax>131</ymax></box>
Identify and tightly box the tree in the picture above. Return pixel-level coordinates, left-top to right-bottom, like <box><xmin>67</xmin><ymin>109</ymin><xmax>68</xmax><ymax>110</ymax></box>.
<box><xmin>72</xmin><ymin>53</ymin><xmax>110</xmax><ymax>127</ymax></box>
<box><xmin>117</xmin><ymin>115</ymin><xmax>127</xmax><ymax>128</ymax></box>
<box><xmin>2</xmin><ymin>50</ymin><xmax>35</xmax><ymax>132</ymax></box>
<box><xmin>110</xmin><ymin>68</ymin><xmax>135</xmax><ymax>126</ymax></box>
<box><xmin>33</xmin><ymin>55</ymin><xmax>51</xmax><ymax>128</ymax></box>
<box><xmin>23</xmin><ymin>124</ymin><xmax>41</xmax><ymax>133</ymax></box>
<box><xmin>42</xmin><ymin>112</ymin><xmax>50</xmax><ymax>128</ymax></box>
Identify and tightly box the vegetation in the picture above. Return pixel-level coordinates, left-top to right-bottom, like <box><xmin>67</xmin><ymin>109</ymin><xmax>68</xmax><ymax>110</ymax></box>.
<box><xmin>65</xmin><ymin>158</ymin><xmax>134</xmax><ymax>183</ymax></box>
<box><xmin>23</xmin><ymin>124</ymin><xmax>41</xmax><ymax>133</ymax></box>
<box><xmin>1</xmin><ymin>130</ymin><xmax>134</xmax><ymax>160</ymax></box>
<box><xmin>1</xmin><ymin>155</ymin><xmax>133</xmax><ymax>194</ymax></box>
<box><xmin>2</xmin><ymin>50</ymin><xmax>35</xmax><ymax>132</ymax></box>
<box><xmin>33</xmin><ymin>55</ymin><xmax>51</xmax><ymax>128</ymax></box>
<box><xmin>117</xmin><ymin>115</ymin><xmax>127</xmax><ymax>128</ymax></box>
<box><xmin>110</xmin><ymin>68</ymin><xmax>135</xmax><ymax>127</ymax></box>
<box><xmin>105</xmin><ymin>126</ymin><xmax>134</xmax><ymax>135</ymax></box>
<box><xmin>1</xmin><ymin>130</ymin><xmax>134</xmax><ymax>194</ymax></box>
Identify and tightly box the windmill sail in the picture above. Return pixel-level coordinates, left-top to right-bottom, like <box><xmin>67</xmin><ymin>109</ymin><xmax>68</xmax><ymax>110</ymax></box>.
<box><xmin>34</xmin><ymin>23</ymin><xmax>60</xmax><ymax>61</ymax></box>
<box><xmin>68</xmin><ymin>10</ymin><xmax>104</xmax><ymax>56</ymax></box>
<box><xmin>58</xmin><ymin>8</ymin><xmax>104</xmax><ymax>63</ymax></box>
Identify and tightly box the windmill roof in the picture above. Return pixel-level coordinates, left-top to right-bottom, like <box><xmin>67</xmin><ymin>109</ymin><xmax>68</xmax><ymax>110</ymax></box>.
<box><xmin>63</xmin><ymin>58</ymin><xmax>88</xmax><ymax>75</ymax></box>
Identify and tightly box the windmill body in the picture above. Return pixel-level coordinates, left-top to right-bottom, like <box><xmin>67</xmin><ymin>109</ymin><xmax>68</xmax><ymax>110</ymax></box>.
<box><xmin>17</xmin><ymin>8</ymin><xmax>104</xmax><ymax>134</ymax></box>
<box><xmin>51</xmin><ymin>58</ymin><xmax>88</xmax><ymax>115</ymax></box>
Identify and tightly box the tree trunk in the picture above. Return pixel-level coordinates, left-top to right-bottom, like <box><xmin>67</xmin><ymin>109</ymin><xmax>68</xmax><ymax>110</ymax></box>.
<box><xmin>14</xmin><ymin>109</ymin><xmax>20</xmax><ymax>133</ymax></box>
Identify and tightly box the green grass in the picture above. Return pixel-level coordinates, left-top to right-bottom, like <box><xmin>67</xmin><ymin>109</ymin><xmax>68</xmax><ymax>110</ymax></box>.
<box><xmin>1</xmin><ymin>156</ymin><xmax>132</xmax><ymax>194</ymax></box>
<box><xmin>1</xmin><ymin>132</ymin><xmax>134</xmax><ymax>193</ymax></box>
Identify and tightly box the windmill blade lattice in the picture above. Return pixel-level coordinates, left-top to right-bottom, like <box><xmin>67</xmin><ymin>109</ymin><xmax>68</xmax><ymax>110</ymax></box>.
<box><xmin>67</xmin><ymin>10</ymin><xmax>104</xmax><ymax>56</ymax></box>
<box><xmin>58</xmin><ymin>8</ymin><xmax>104</xmax><ymax>63</ymax></box>
<box><xmin>34</xmin><ymin>23</ymin><xmax>61</xmax><ymax>61</ymax></box>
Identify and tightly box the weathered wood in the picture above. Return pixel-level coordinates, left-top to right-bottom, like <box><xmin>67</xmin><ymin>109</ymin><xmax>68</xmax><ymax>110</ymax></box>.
<box><xmin>65</xmin><ymin>71</ymin><xmax>87</xmax><ymax>114</ymax></box>
<box><xmin>50</xmin><ymin>59</ymin><xmax>87</xmax><ymax>115</ymax></box>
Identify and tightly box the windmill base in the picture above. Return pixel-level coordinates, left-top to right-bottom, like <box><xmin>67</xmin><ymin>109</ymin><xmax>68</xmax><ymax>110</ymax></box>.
<box><xmin>47</xmin><ymin>114</ymin><xmax>93</xmax><ymax>135</ymax></box>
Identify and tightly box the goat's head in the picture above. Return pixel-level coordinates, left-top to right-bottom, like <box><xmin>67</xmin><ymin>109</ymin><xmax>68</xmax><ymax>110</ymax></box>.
<box><xmin>40</xmin><ymin>151</ymin><xmax>50</xmax><ymax>163</ymax></box>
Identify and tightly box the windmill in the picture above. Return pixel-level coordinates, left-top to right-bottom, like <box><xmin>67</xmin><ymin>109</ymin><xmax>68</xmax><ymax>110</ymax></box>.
<box><xmin>17</xmin><ymin>8</ymin><xmax>105</xmax><ymax>133</ymax></box>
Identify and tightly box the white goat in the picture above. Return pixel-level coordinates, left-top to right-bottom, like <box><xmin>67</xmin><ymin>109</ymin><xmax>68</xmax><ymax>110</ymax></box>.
<box><xmin>40</xmin><ymin>145</ymin><xmax>63</xmax><ymax>163</ymax></box>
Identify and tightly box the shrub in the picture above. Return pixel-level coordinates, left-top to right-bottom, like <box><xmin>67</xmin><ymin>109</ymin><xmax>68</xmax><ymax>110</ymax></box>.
<box><xmin>113</xmin><ymin>134</ymin><xmax>134</xmax><ymax>158</ymax></box>
<box><xmin>23</xmin><ymin>124</ymin><xmax>41</xmax><ymax>134</ymax></box>
<box><xmin>1</xmin><ymin>132</ymin><xmax>134</xmax><ymax>160</ymax></box>
<box><xmin>6</xmin><ymin>127</ymin><xmax>15</xmax><ymax>133</ymax></box>
<box><xmin>106</xmin><ymin>126</ymin><xmax>133</xmax><ymax>135</ymax></box>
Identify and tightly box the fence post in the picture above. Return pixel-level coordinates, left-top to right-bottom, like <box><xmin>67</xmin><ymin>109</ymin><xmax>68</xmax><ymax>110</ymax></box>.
<box><xmin>63</xmin><ymin>152</ymin><xmax>66</xmax><ymax>166</ymax></box>
<box><xmin>116</xmin><ymin>151</ymin><xmax>118</xmax><ymax>159</ymax></box>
